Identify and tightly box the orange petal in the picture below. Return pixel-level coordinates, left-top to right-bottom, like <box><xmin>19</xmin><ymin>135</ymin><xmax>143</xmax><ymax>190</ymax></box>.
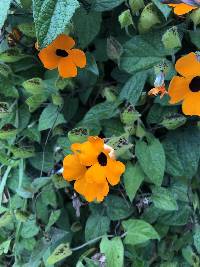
<box><xmin>168</xmin><ymin>76</ymin><xmax>191</xmax><ymax>104</ymax></box>
<box><xmin>106</xmin><ymin>159</ymin><xmax>125</xmax><ymax>186</ymax></box>
<box><xmin>71</xmin><ymin>137</ymin><xmax>104</xmax><ymax>166</ymax></box>
<box><xmin>62</xmin><ymin>154</ymin><xmax>86</xmax><ymax>181</ymax></box>
<box><xmin>182</xmin><ymin>92</ymin><xmax>200</xmax><ymax>116</ymax></box>
<box><xmin>68</xmin><ymin>49</ymin><xmax>86</xmax><ymax>68</ymax></box>
<box><xmin>51</xmin><ymin>34</ymin><xmax>75</xmax><ymax>50</ymax></box>
<box><xmin>176</xmin><ymin>52</ymin><xmax>200</xmax><ymax>77</ymax></box>
<box><xmin>58</xmin><ymin>57</ymin><xmax>77</xmax><ymax>78</ymax></box>
<box><xmin>168</xmin><ymin>3</ymin><xmax>197</xmax><ymax>15</ymax></box>
<box><xmin>74</xmin><ymin>178</ymin><xmax>109</xmax><ymax>202</ymax></box>
<box><xmin>38</xmin><ymin>47</ymin><xmax>59</xmax><ymax>69</ymax></box>
<box><xmin>85</xmin><ymin>164</ymin><xmax>106</xmax><ymax>184</ymax></box>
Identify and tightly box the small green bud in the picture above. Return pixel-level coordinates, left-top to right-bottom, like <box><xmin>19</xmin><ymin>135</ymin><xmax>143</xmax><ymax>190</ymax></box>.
<box><xmin>52</xmin><ymin>94</ymin><xmax>63</xmax><ymax>106</ymax></box>
<box><xmin>129</xmin><ymin>0</ymin><xmax>144</xmax><ymax>14</ymax></box>
<box><xmin>15</xmin><ymin>210</ymin><xmax>29</xmax><ymax>222</ymax></box>
<box><xmin>154</xmin><ymin>62</ymin><xmax>170</xmax><ymax>76</ymax></box>
<box><xmin>136</xmin><ymin>122</ymin><xmax>146</xmax><ymax>138</ymax></box>
<box><xmin>124</xmin><ymin>125</ymin><xmax>136</xmax><ymax>136</ymax></box>
<box><xmin>138</xmin><ymin>3</ymin><xmax>161</xmax><ymax>33</ymax></box>
<box><xmin>121</xmin><ymin>105</ymin><xmax>141</xmax><ymax>125</ymax></box>
<box><xmin>190</xmin><ymin>8</ymin><xmax>200</xmax><ymax>26</ymax></box>
<box><xmin>107</xmin><ymin>36</ymin><xmax>123</xmax><ymax>62</ymax></box>
<box><xmin>55</xmin><ymin>77</ymin><xmax>74</xmax><ymax>91</ymax></box>
<box><xmin>102</xmin><ymin>86</ymin><xmax>117</xmax><ymax>102</ymax></box>
<box><xmin>162</xmin><ymin>27</ymin><xmax>181</xmax><ymax>50</ymax></box>
<box><xmin>68</xmin><ymin>127</ymin><xmax>89</xmax><ymax>144</ymax></box>
<box><xmin>0</xmin><ymin>128</ymin><xmax>18</xmax><ymax>140</ymax></box>
<box><xmin>160</xmin><ymin>114</ymin><xmax>186</xmax><ymax>130</ymax></box>
<box><xmin>0</xmin><ymin>49</ymin><xmax>25</xmax><ymax>63</ymax></box>
<box><xmin>118</xmin><ymin>10</ymin><xmax>134</xmax><ymax>29</ymax></box>
<box><xmin>0</xmin><ymin>102</ymin><xmax>11</xmax><ymax>119</ymax></box>
<box><xmin>106</xmin><ymin>134</ymin><xmax>133</xmax><ymax>157</ymax></box>
<box><xmin>23</xmin><ymin>78</ymin><xmax>45</xmax><ymax>94</ymax></box>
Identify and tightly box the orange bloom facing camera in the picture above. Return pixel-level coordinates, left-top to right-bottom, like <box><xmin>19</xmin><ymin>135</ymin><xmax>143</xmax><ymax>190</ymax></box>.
<box><xmin>62</xmin><ymin>136</ymin><xmax>125</xmax><ymax>202</ymax></box>
<box><xmin>38</xmin><ymin>34</ymin><xmax>86</xmax><ymax>78</ymax></box>
<box><xmin>168</xmin><ymin>3</ymin><xmax>197</xmax><ymax>15</ymax></box>
<box><xmin>168</xmin><ymin>52</ymin><xmax>200</xmax><ymax>116</ymax></box>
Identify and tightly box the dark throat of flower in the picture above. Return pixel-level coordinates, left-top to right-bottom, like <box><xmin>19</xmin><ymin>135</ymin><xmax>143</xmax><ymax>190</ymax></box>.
<box><xmin>56</xmin><ymin>49</ymin><xmax>68</xmax><ymax>57</ymax></box>
<box><xmin>189</xmin><ymin>76</ymin><xmax>200</xmax><ymax>92</ymax></box>
<box><xmin>97</xmin><ymin>152</ymin><xmax>107</xmax><ymax>166</ymax></box>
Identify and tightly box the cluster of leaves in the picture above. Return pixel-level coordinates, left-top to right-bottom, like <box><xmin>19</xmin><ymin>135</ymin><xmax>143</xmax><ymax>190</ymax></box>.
<box><xmin>0</xmin><ymin>0</ymin><xmax>200</xmax><ymax>266</ymax></box>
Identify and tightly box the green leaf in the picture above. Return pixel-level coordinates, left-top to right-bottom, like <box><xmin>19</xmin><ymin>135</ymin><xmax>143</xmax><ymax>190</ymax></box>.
<box><xmin>0</xmin><ymin>240</ymin><xmax>11</xmax><ymax>256</ymax></box>
<box><xmin>104</xmin><ymin>195</ymin><xmax>132</xmax><ymax>221</ymax></box>
<box><xmin>120</xmin><ymin>71</ymin><xmax>148</xmax><ymax>105</ymax></box>
<box><xmin>73</xmin><ymin>8</ymin><xmax>102</xmax><ymax>48</ymax></box>
<box><xmin>135</xmin><ymin>136</ymin><xmax>165</xmax><ymax>186</ymax></box>
<box><xmin>163</xmin><ymin>127</ymin><xmax>200</xmax><ymax>177</ymax></box>
<box><xmin>45</xmin><ymin>210</ymin><xmax>61</xmax><ymax>232</ymax></box>
<box><xmin>33</xmin><ymin>0</ymin><xmax>80</xmax><ymax>48</ymax></box>
<box><xmin>85</xmin><ymin>214</ymin><xmax>110</xmax><ymax>242</ymax></box>
<box><xmin>92</xmin><ymin>0</ymin><xmax>124</xmax><ymax>11</ymax></box>
<box><xmin>151</xmin><ymin>187</ymin><xmax>178</xmax><ymax>211</ymax></box>
<box><xmin>124</xmin><ymin>162</ymin><xmax>145</xmax><ymax>202</ymax></box>
<box><xmin>189</xmin><ymin>30</ymin><xmax>200</xmax><ymax>49</ymax></box>
<box><xmin>159</xmin><ymin>203</ymin><xmax>192</xmax><ymax>226</ymax></box>
<box><xmin>194</xmin><ymin>226</ymin><xmax>200</xmax><ymax>254</ymax></box>
<box><xmin>38</xmin><ymin>104</ymin><xmax>66</xmax><ymax>131</ymax></box>
<box><xmin>46</xmin><ymin>243</ymin><xmax>72</xmax><ymax>265</ymax></box>
<box><xmin>0</xmin><ymin>212</ymin><xmax>13</xmax><ymax>228</ymax></box>
<box><xmin>82</xmin><ymin>101</ymin><xmax>120</xmax><ymax>125</ymax></box>
<box><xmin>26</xmin><ymin>93</ymin><xmax>47</xmax><ymax>112</ymax></box>
<box><xmin>151</xmin><ymin>0</ymin><xmax>171</xmax><ymax>20</ymax></box>
<box><xmin>21</xmin><ymin>216</ymin><xmax>40</xmax><ymax>238</ymax></box>
<box><xmin>100</xmin><ymin>237</ymin><xmax>124</xmax><ymax>267</ymax></box>
<box><xmin>0</xmin><ymin>0</ymin><xmax>12</xmax><ymax>29</ymax></box>
<box><xmin>120</xmin><ymin>30</ymin><xmax>171</xmax><ymax>74</ymax></box>
<box><xmin>122</xmin><ymin>219</ymin><xmax>160</xmax><ymax>245</ymax></box>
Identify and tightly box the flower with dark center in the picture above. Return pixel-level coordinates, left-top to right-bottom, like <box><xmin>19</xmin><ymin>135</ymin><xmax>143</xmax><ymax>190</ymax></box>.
<box><xmin>38</xmin><ymin>34</ymin><xmax>86</xmax><ymax>78</ymax></box>
<box><xmin>168</xmin><ymin>52</ymin><xmax>200</xmax><ymax>116</ymax></box>
<box><xmin>63</xmin><ymin>136</ymin><xmax>125</xmax><ymax>202</ymax></box>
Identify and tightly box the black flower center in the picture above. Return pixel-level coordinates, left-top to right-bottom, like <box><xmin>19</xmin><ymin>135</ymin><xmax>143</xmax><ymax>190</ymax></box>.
<box><xmin>189</xmin><ymin>76</ymin><xmax>200</xmax><ymax>92</ymax></box>
<box><xmin>97</xmin><ymin>152</ymin><xmax>107</xmax><ymax>166</ymax></box>
<box><xmin>56</xmin><ymin>49</ymin><xmax>68</xmax><ymax>57</ymax></box>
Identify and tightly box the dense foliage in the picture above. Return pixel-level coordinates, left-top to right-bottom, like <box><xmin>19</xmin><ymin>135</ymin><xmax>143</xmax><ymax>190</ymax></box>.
<box><xmin>0</xmin><ymin>0</ymin><xmax>200</xmax><ymax>266</ymax></box>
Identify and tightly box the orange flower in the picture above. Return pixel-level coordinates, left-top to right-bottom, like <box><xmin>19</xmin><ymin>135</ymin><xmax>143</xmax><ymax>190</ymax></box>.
<box><xmin>168</xmin><ymin>3</ymin><xmax>197</xmax><ymax>15</ymax></box>
<box><xmin>148</xmin><ymin>85</ymin><xmax>168</xmax><ymax>99</ymax></box>
<box><xmin>62</xmin><ymin>137</ymin><xmax>125</xmax><ymax>202</ymax></box>
<box><xmin>38</xmin><ymin>34</ymin><xmax>86</xmax><ymax>78</ymax></box>
<box><xmin>168</xmin><ymin>52</ymin><xmax>200</xmax><ymax>116</ymax></box>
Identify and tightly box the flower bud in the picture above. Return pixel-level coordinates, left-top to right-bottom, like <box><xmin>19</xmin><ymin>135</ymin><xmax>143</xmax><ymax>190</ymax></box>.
<box><xmin>102</xmin><ymin>86</ymin><xmax>117</xmax><ymax>102</ymax></box>
<box><xmin>138</xmin><ymin>3</ymin><xmax>161</xmax><ymax>33</ymax></box>
<box><xmin>0</xmin><ymin>49</ymin><xmax>25</xmax><ymax>62</ymax></box>
<box><xmin>136</xmin><ymin>122</ymin><xmax>146</xmax><ymax>138</ymax></box>
<box><xmin>190</xmin><ymin>8</ymin><xmax>200</xmax><ymax>26</ymax></box>
<box><xmin>162</xmin><ymin>26</ymin><xmax>182</xmax><ymax>50</ymax></box>
<box><xmin>120</xmin><ymin>104</ymin><xmax>141</xmax><ymax>125</ymax></box>
<box><xmin>23</xmin><ymin>78</ymin><xmax>45</xmax><ymax>94</ymax></box>
<box><xmin>118</xmin><ymin>10</ymin><xmax>134</xmax><ymax>29</ymax></box>
<box><xmin>68</xmin><ymin>127</ymin><xmax>89</xmax><ymax>143</ymax></box>
<box><xmin>55</xmin><ymin>77</ymin><xmax>74</xmax><ymax>91</ymax></box>
<box><xmin>129</xmin><ymin>0</ymin><xmax>144</xmax><ymax>14</ymax></box>
<box><xmin>52</xmin><ymin>94</ymin><xmax>63</xmax><ymax>106</ymax></box>
<box><xmin>107</xmin><ymin>36</ymin><xmax>123</xmax><ymax>62</ymax></box>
